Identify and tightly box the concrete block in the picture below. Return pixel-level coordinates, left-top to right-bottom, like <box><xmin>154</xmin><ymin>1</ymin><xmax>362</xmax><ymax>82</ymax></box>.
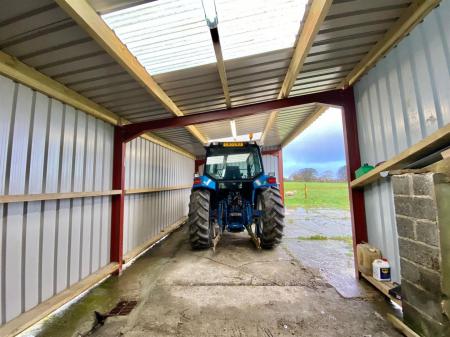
<box><xmin>392</xmin><ymin>175</ymin><xmax>411</xmax><ymax>195</ymax></box>
<box><xmin>413</xmin><ymin>174</ymin><xmax>434</xmax><ymax>197</ymax></box>
<box><xmin>394</xmin><ymin>195</ymin><xmax>413</xmax><ymax>217</ymax></box>
<box><xmin>400</xmin><ymin>258</ymin><xmax>441</xmax><ymax>293</ymax></box>
<box><xmin>403</xmin><ymin>300</ymin><xmax>449</xmax><ymax>337</ymax></box>
<box><xmin>409</xmin><ymin>197</ymin><xmax>437</xmax><ymax>221</ymax></box>
<box><xmin>396</xmin><ymin>216</ymin><xmax>415</xmax><ymax>239</ymax></box>
<box><xmin>416</xmin><ymin>220</ymin><xmax>439</xmax><ymax>247</ymax></box>
<box><xmin>398</xmin><ymin>238</ymin><xmax>440</xmax><ymax>271</ymax></box>
<box><xmin>402</xmin><ymin>279</ymin><xmax>444</xmax><ymax>323</ymax></box>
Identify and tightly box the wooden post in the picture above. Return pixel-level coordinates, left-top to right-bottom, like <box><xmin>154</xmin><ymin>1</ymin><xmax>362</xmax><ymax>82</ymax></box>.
<box><xmin>304</xmin><ymin>184</ymin><xmax>307</xmax><ymax>199</ymax></box>
<box><xmin>110</xmin><ymin>127</ymin><xmax>125</xmax><ymax>271</ymax></box>
<box><xmin>341</xmin><ymin>87</ymin><xmax>368</xmax><ymax>277</ymax></box>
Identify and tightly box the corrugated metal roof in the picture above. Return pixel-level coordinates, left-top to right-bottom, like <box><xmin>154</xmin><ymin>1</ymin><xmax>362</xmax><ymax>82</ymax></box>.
<box><xmin>290</xmin><ymin>0</ymin><xmax>411</xmax><ymax>96</ymax></box>
<box><xmin>264</xmin><ymin>104</ymin><xmax>318</xmax><ymax>146</ymax></box>
<box><xmin>0</xmin><ymin>0</ymin><xmax>170</xmax><ymax>122</ymax></box>
<box><xmin>0</xmin><ymin>0</ymin><xmax>417</xmax><ymax>157</ymax></box>
<box><xmin>153</xmin><ymin>127</ymin><xmax>206</xmax><ymax>156</ymax></box>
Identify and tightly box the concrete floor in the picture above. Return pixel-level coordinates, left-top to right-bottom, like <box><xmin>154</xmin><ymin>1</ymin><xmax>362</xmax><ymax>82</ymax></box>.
<box><xmin>23</xmin><ymin>218</ymin><xmax>403</xmax><ymax>337</ymax></box>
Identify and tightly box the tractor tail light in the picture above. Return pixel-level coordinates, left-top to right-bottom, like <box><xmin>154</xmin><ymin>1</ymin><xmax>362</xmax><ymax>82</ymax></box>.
<box><xmin>193</xmin><ymin>177</ymin><xmax>201</xmax><ymax>185</ymax></box>
<box><xmin>267</xmin><ymin>176</ymin><xmax>277</xmax><ymax>184</ymax></box>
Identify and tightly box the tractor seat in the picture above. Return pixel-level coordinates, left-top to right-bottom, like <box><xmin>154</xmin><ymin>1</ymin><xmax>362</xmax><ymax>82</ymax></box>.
<box><xmin>224</xmin><ymin>166</ymin><xmax>241</xmax><ymax>180</ymax></box>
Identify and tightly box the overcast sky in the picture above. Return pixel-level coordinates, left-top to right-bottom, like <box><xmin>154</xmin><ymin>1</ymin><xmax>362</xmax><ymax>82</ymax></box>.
<box><xmin>282</xmin><ymin>107</ymin><xmax>346</xmax><ymax>178</ymax></box>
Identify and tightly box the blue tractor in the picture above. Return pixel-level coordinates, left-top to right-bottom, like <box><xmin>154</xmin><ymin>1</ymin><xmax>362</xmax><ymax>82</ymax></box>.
<box><xmin>188</xmin><ymin>142</ymin><xmax>285</xmax><ymax>249</ymax></box>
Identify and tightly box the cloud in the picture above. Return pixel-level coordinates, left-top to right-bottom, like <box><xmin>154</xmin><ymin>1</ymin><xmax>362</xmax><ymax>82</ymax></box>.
<box><xmin>282</xmin><ymin>108</ymin><xmax>346</xmax><ymax>176</ymax></box>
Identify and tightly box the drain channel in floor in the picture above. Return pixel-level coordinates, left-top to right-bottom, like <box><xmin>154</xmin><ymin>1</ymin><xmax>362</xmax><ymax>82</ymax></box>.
<box><xmin>108</xmin><ymin>300</ymin><xmax>138</xmax><ymax>316</ymax></box>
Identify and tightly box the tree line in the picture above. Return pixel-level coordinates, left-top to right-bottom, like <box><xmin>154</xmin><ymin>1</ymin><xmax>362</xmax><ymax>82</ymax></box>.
<box><xmin>287</xmin><ymin>165</ymin><xmax>347</xmax><ymax>182</ymax></box>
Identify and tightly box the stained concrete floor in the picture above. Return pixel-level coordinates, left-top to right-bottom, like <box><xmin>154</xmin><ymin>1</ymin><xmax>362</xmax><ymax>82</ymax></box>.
<box><xmin>22</xmin><ymin>212</ymin><xmax>402</xmax><ymax>337</ymax></box>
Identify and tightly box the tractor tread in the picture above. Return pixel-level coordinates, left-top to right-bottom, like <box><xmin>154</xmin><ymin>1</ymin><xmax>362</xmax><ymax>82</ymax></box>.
<box><xmin>188</xmin><ymin>189</ymin><xmax>212</xmax><ymax>249</ymax></box>
<box><xmin>259</xmin><ymin>186</ymin><xmax>285</xmax><ymax>249</ymax></box>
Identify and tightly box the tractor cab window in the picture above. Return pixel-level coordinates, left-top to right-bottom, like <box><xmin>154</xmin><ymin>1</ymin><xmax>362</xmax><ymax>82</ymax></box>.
<box><xmin>205</xmin><ymin>147</ymin><xmax>263</xmax><ymax>180</ymax></box>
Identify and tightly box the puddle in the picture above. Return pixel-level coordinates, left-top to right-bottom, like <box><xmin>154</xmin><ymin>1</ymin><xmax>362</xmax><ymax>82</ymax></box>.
<box><xmin>283</xmin><ymin>207</ymin><xmax>366</xmax><ymax>298</ymax></box>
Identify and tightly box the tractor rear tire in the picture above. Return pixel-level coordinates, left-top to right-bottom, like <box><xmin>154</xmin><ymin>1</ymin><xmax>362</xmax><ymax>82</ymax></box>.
<box><xmin>188</xmin><ymin>189</ymin><xmax>212</xmax><ymax>249</ymax></box>
<box><xmin>259</xmin><ymin>186</ymin><xmax>285</xmax><ymax>249</ymax></box>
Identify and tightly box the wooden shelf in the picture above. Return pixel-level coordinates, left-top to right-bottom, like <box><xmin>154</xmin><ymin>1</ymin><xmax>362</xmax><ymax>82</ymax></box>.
<box><xmin>0</xmin><ymin>190</ymin><xmax>122</xmax><ymax>204</ymax></box>
<box><xmin>361</xmin><ymin>273</ymin><xmax>401</xmax><ymax>307</ymax></box>
<box><xmin>351</xmin><ymin>123</ymin><xmax>450</xmax><ymax>188</ymax></box>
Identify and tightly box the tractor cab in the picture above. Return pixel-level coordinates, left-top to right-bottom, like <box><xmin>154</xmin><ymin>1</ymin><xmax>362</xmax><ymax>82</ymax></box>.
<box><xmin>188</xmin><ymin>142</ymin><xmax>285</xmax><ymax>250</ymax></box>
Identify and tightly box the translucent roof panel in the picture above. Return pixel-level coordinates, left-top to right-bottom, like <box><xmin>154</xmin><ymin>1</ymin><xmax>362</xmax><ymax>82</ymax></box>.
<box><xmin>103</xmin><ymin>0</ymin><xmax>307</xmax><ymax>75</ymax></box>
<box><xmin>102</xmin><ymin>0</ymin><xmax>217</xmax><ymax>75</ymax></box>
<box><xmin>216</xmin><ymin>0</ymin><xmax>308</xmax><ymax>61</ymax></box>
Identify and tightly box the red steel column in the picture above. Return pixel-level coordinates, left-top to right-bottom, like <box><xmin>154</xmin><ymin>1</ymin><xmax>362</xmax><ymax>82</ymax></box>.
<box><xmin>110</xmin><ymin>127</ymin><xmax>125</xmax><ymax>270</ymax></box>
<box><xmin>277</xmin><ymin>150</ymin><xmax>285</xmax><ymax>202</ymax></box>
<box><xmin>195</xmin><ymin>159</ymin><xmax>205</xmax><ymax>174</ymax></box>
<box><xmin>341</xmin><ymin>87</ymin><xmax>367</xmax><ymax>276</ymax></box>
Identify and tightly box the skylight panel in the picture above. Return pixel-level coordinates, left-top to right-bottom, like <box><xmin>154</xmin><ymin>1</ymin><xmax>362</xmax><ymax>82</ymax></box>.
<box><xmin>215</xmin><ymin>0</ymin><xmax>307</xmax><ymax>60</ymax></box>
<box><xmin>103</xmin><ymin>0</ymin><xmax>217</xmax><ymax>75</ymax></box>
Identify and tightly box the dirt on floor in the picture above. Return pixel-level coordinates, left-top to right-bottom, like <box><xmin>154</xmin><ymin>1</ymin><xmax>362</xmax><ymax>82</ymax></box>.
<box><xmin>23</xmin><ymin>211</ymin><xmax>402</xmax><ymax>337</ymax></box>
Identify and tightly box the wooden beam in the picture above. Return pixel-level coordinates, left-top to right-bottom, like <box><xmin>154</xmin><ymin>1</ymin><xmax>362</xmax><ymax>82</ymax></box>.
<box><xmin>260</xmin><ymin>111</ymin><xmax>278</xmax><ymax>144</ymax></box>
<box><xmin>125</xmin><ymin>185</ymin><xmax>192</xmax><ymax>195</ymax></box>
<box><xmin>55</xmin><ymin>0</ymin><xmax>207</xmax><ymax>144</ymax></box>
<box><xmin>210</xmin><ymin>28</ymin><xmax>231</xmax><ymax>108</ymax></box>
<box><xmin>351</xmin><ymin>123</ymin><xmax>450</xmax><ymax>188</ymax></box>
<box><xmin>339</xmin><ymin>0</ymin><xmax>440</xmax><ymax>88</ymax></box>
<box><xmin>0</xmin><ymin>51</ymin><xmax>119</xmax><ymax>125</ymax></box>
<box><xmin>0</xmin><ymin>51</ymin><xmax>195</xmax><ymax>159</ymax></box>
<box><xmin>387</xmin><ymin>314</ymin><xmax>421</xmax><ymax>337</ymax></box>
<box><xmin>281</xmin><ymin>105</ymin><xmax>328</xmax><ymax>147</ymax></box>
<box><xmin>0</xmin><ymin>190</ymin><xmax>121</xmax><ymax>204</ymax></box>
<box><xmin>361</xmin><ymin>274</ymin><xmax>402</xmax><ymax>307</ymax></box>
<box><xmin>278</xmin><ymin>0</ymin><xmax>333</xmax><ymax>99</ymax></box>
<box><xmin>0</xmin><ymin>263</ymin><xmax>119</xmax><ymax>337</ymax></box>
<box><xmin>260</xmin><ymin>0</ymin><xmax>332</xmax><ymax>142</ymax></box>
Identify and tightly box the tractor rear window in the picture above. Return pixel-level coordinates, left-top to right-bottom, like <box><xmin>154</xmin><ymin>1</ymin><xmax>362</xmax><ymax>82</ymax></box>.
<box><xmin>205</xmin><ymin>147</ymin><xmax>263</xmax><ymax>180</ymax></box>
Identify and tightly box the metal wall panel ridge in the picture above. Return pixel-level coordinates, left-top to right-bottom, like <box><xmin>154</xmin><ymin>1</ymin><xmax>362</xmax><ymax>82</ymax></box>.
<box><xmin>123</xmin><ymin>137</ymin><xmax>194</xmax><ymax>255</ymax></box>
<box><xmin>354</xmin><ymin>0</ymin><xmax>450</xmax><ymax>283</ymax></box>
<box><xmin>0</xmin><ymin>74</ymin><xmax>114</xmax><ymax>324</ymax></box>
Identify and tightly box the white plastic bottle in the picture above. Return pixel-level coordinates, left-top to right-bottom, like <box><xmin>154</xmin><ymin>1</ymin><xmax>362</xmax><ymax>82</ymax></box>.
<box><xmin>372</xmin><ymin>258</ymin><xmax>391</xmax><ymax>282</ymax></box>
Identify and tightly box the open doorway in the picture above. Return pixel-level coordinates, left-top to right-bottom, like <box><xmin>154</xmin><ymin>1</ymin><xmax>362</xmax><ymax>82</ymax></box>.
<box><xmin>281</xmin><ymin>107</ymin><xmax>362</xmax><ymax>298</ymax></box>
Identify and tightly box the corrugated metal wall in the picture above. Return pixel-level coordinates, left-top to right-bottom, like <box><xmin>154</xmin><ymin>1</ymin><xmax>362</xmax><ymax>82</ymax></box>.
<box><xmin>262</xmin><ymin>154</ymin><xmax>280</xmax><ymax>181</ymax></box>
<box><xmin>354</xmin><ymin>0</ymin><xmax>450</xmax><ymax>282</ymax></box>
<box><xmin>123</xmin><ymin>137</ymin><xmax>193</xmax><ymax>255</ymax></box>
<box><xmin>0</xmin><ymin>74</ymin><xmax>114</xmax><ymax>323</ymax></box>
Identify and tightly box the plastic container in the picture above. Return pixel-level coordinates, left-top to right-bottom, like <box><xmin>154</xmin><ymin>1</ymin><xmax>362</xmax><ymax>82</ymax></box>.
<box><xmin>355</xmin><ymin>163</ymin><xmax>375</xmax><ymax>178</ymax></box>
<box><xmin>357</xmin><ymin>243</ymin><xmax>381</xmax><ymax>276</ymax></box>
<box><xmin>372</xmin><ymin>258</ymin><xmax>391</xmax><ymax>282</ymax></box>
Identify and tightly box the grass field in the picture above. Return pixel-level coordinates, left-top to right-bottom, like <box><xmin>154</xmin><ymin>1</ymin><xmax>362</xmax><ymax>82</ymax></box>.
<box><xmin>284</xmin><ymin>181</ymin><xmax>349</xmax><ymax>209</ymax></box>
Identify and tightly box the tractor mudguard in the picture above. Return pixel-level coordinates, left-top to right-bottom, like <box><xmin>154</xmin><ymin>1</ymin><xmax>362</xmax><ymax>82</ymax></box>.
<box><xmin>253</xmin><ymin>174</ymin><xmax>277</xmax><ymax>190</ymax></box>
<box><xmin>192</xmin><ymin>175</ymin><xmax>216</xmax><ymax>191</ymax></box>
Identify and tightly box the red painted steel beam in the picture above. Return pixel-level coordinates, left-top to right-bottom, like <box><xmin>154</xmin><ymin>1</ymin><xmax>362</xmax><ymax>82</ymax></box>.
<box><xmin>120</xmin><ymin>89</ymin><xmax>347</xmax><ymax>142</ymax></box>
<box><xmin>110</xmin><ymin>126</ymin><xmax>126</xmax><ymax>271</ymax></box>
<box><xmin>277</xmin><ymin>150</ymin><xmax>285</xmax><ymax>202</ymax></box>
<box><xmin>340</xmin><ymin>87</ymin><xmax>367</xmax><ymax>277</ymax></box>
<box><xmin>195</xmin><ymin>159</ymin><xmax>205</xmax><ymax>174</ymax></box>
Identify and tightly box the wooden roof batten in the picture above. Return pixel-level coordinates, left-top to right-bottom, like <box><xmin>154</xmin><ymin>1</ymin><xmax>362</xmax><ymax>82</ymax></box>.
<box><xmin>260</xmin><ymin>0</ymin><xmax>333</xmax><ymax>145</ymax></box>
<box><xmin>55</xmin><ymin>0</ymin><xmax>208</xmax><ymax>144</ymax></box>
